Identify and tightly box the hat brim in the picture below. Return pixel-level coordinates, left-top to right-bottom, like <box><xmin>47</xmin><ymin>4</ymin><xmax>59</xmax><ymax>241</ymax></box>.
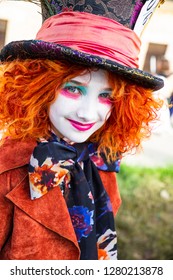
<box><xmin>0</xmin><ymin>40</ymin><xmax>164</xmax><ymax>91</ymax></box>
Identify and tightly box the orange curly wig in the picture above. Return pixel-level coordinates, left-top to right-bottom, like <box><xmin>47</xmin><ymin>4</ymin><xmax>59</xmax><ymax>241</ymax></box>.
<box><xmin>0</xmin><ymin>59</ymin><xmax>162</xmax><ymax>160</ymax></box>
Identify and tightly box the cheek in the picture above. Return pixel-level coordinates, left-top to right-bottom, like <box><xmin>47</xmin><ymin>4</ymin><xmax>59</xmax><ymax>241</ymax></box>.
<box><xmin>49</xmin><ymin>104</ymin><xmax>57</xmax><ymax>121</ymax></box>
<box><xmin>105</xmin><ymin>110</ymin><xmax>111</xmax><ymax>120</ymax></box>
<box><xmin>99</xmin><ymin>104</ymin><xmax>112</xmax><ymax>121</ymax></box>
<box><xmin>48</xmin><ymin>96</ymin><xmax>65</xmax><ymax>122</ymax></box>
<box><xmin>98</xmin><ymin>97</ymin><xmax>112</xmax><ymax>106</ymax></box>
<box><xmin>49</xmin><ymin>94</ymin><xmax>79</xmax><ymax>119</ymax></box>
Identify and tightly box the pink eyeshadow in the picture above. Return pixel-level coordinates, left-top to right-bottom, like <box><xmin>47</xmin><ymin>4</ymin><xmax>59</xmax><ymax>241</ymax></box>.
<box><xmin>60</xmin><ymin>89</ymin><xmax>80</xmax><ymax>100</ymax></box>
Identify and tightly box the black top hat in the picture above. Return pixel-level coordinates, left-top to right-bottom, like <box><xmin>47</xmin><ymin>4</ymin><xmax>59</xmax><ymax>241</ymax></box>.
<box><xmin>0</xmin><ymin>0</ymin><xmax>165</xmax><ymax>90</ymax></box>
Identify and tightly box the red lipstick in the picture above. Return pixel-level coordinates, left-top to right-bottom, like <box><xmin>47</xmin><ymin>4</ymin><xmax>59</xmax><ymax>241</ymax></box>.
<box><xmin>67</xmin><ymin>119</ymin><xmax>95</xmax><ymax>131</ymax></box>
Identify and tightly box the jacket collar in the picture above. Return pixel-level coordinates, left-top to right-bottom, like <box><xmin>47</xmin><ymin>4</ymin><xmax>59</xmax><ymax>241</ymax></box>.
<box><xmin>6</xmin><ymin>177</ymin><xmax>79</xmax><ymax>252</ymax></box>
<box><xmin>0</xmin><ymin>138</ymin><xmax>37</xmax><ymax>174</ymax></box>
<box><xmin>1</xmin><ymin>138</ymin><xmax>80</xmax><ymax>254</ymax></box>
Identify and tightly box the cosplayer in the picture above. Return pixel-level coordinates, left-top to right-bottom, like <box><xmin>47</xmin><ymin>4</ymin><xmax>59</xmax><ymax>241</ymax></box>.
<box><xmin>0</xmin><ymin>0</ymin><xmax>164</xmax><ymax>260</ymax></box>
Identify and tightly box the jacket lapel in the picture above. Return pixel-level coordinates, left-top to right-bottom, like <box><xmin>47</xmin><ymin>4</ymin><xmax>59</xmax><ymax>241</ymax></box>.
<box><xmin>1</xmin><ymin>138</ymin><xmax>79</xmax><ymax>251</ymax></box>
<box><xmin>6</xmin><ymin>175</ymin><xmax>79</xmax><ymax>250</ymax></box>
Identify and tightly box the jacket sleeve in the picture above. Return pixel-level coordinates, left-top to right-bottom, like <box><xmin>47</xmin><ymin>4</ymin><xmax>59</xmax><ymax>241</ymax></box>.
<box><xmin>0</xmin><ymin>170</ymin><xmax>14</xmax><ymax>251</ymax></box>
<box><xmin>0</xmin><ymin>167</ymin><xmax>27</xmax><ymax>252</ymax></box>
<box><xmin>99</xmin><ymin>170</ymin><xmax>121</xmax><ymax>216</ymax></box>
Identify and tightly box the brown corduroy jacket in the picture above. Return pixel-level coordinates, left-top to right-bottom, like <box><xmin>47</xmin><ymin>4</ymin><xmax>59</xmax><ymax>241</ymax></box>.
<box><xmin>0</xmin><ymin>139</ymin><xmax>121</xmax><ymax>260</ymax></box>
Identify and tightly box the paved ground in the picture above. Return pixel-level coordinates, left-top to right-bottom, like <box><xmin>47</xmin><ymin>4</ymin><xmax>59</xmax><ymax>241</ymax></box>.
<box><xmin>123</xmin><ymin>132</ymin><xmax>173</xmax><ymax>167</ymax></box>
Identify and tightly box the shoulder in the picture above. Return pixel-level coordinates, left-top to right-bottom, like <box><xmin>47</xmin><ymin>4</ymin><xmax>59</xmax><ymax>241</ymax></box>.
<box><xmin>0</xmin><ymin>138</ymin><xmax>36</xmax><ymax>174</ymax></box>
<box><xmin>99</xmin><ymin>170</ymin><xmax>121</xmax><ymax>216</ymax></box>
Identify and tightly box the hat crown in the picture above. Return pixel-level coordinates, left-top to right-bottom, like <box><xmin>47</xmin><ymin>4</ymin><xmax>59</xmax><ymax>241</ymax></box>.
<box><xmin>41</xmin><ymin>0</ymin><xmax>164</xmax><ymax>35</ymax></box>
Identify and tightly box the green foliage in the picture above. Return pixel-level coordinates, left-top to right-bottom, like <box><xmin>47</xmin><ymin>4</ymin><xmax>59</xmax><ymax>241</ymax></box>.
<box><xmin>116</xmin><ymin>164</ymin><xmax>173</xmax><ymax>260</ymax></box>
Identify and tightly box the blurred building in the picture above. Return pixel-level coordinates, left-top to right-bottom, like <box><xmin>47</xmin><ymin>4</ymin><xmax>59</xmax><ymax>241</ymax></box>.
<box><xmin>139</xmin><ymin>0</ymin><xmax>173</xmax><ymax>75</ymax></box>
<box><xmin>0</xmin><ymin>0</ymin><xmax>42</xmax><ymax>50</ymax></box>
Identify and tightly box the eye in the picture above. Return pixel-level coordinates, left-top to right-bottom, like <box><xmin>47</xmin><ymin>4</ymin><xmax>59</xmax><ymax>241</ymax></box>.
<box><xmin>99</xmin><ymin>92</ymin><xmax>112</xmax><ymax>99</ymax></box>
<box><xmin>60</xmin><ymin>83</ymin><xmax>85</xmax><ymax>100</ymax></box>
<box><xmin>64</xmin><ymin>86</ymin><xmax>82</xmax><ymax>95</ymax></box>
<box><xmin>99</xmin><ymin>92</ymin><xmax>112</xmax><ymax>105</ymax></box>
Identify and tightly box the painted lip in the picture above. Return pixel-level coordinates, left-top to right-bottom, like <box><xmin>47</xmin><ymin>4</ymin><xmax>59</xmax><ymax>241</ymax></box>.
<box><xmin>67</xmin><ymin>118</ymin><xmax>96</xmax><ymax>131</ymax></box>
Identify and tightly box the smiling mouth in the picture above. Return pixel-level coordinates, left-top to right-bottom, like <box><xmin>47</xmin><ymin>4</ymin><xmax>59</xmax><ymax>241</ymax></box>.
<box><xmin>67</xmin><ymin>119</ymin><xmax>96</xmax><ymax>131</ymax></box>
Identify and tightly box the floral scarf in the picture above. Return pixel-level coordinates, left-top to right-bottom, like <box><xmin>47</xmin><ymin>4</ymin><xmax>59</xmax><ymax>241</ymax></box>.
<box><xmin>28</xmin><ymin>133</ymin><xmax>121</xmax><ymax>260</ymax></box>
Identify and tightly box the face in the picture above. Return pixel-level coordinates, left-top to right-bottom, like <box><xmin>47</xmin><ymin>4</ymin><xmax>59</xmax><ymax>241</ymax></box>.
<box><xmin>49</xmin><ymin>69</ymin><xmax>113</xmax><ymax>143</ymax></box>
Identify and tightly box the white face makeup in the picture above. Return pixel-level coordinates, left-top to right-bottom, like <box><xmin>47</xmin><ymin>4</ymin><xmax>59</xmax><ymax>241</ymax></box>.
<box><xmin>49</xmin><ymin>69</ymin><xmax>113</xmax><ymax>143</ymax></box>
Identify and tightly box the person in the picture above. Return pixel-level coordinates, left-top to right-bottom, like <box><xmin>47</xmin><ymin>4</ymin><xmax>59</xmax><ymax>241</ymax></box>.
<box><xmin>0</xmin><ymin>0</ymin><xmax>164</xmax><ymax>260</ymax></box>
<box><xmin>151</xmin><ymin>57</ymin><xmax>173</xmax><ymax>134</ymax></box>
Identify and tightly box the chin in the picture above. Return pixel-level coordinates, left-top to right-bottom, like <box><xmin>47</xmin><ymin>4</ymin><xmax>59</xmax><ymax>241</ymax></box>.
<box><xmin>63</xmin><ymin>132</ymin><xmax>93</xmax><ymax>143</ymax></box>
<box><xmin>66</xmin><ymin>136</ymin><xmax>90</xmax><ymax>143</ymax></box>
<box><xmin>59</xmin><ymin>125</ymin><xmax>101</xmax><ymax>143</ymax></box>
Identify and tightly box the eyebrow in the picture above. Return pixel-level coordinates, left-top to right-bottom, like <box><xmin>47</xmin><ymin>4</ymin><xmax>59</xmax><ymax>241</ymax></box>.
<box><xmin>69</xmin><ymin>80</ymin><xmax>112</xmax><ymax>91</ymax></box>
<box><xmin>69</xmin><ymin>80</ymin><xmax>87</xmax><ymax>86</ymax></box>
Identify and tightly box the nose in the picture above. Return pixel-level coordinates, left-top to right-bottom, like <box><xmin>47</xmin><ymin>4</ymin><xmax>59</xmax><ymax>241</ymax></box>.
<box><xmin>76</xmin><ymin>98</ymin><xmax>98</xmax><ymax>122</ymax></box>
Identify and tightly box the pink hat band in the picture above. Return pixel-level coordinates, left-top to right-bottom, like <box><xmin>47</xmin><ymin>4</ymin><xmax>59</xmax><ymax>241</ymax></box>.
<box><xmin>36</xmin><ymin>12</ymin><xmax>141</xmax><ymax>68</ymax></box>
